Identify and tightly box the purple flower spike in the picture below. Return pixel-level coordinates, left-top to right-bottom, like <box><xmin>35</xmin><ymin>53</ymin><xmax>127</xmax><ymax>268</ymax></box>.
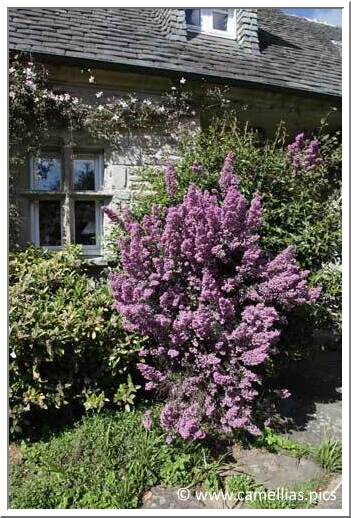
<box><xmin>142</xmin><ymin>410</ymin><xmax>153</xmax><ymax>430</ymax></box>
<box><xmin>219</xmin><ymin>151</ymin><xmax>237</xmax><ymax>192</ymax></box>
<box><xmin>164</xmin><ymin>161</ymin><xmax>177</xmax><ymax>197</ymax></box>
<box><xmin>287</xmin><ymin>134</ymin><xmax>322</xmax><ymax>173</ymax></box>
<box><xmin>191</xmin><ymin>161</ymin><xmax>203</xmax><ymax>174</ymax></box>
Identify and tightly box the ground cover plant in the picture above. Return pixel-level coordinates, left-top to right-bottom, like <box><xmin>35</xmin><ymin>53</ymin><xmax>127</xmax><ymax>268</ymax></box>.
<box><xmin>253</xmin><ymin>427</ymin><xmax>311</xmax><ymax>458</ymax></box>
<box><xmin>10</xmin><ymin>410</ymin><xmax>339</xmax><ymax>509</ymax></box>
<box><xmin>9</xmin><ymin>409</ymin><xmax>222</xmax><ymax>509</ymax></box>
<box><xmin>109</xmin><ymin>153</ymin><xmax>320</xmax><ymax>442</ymax></box>
<box><xmin>315</xmin><ymin>438</ymin><xmax>342</xmax><ymax>473</ymax></box>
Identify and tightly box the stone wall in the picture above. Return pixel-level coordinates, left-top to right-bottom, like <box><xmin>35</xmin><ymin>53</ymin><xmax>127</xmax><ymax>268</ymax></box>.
<box><xmin>236</xmin><ymin>9</ymin><xmax>260</xmax><ymax>54</ymax></box>
<box><xmin>49</xmin><ymin>63</ymin><xmax>341</xmax><ymax>138</ymax></box>
<box><xmin>14</xmin><ymin>62</ymin><xmax>341</xmax><ymax>259</ymax></box>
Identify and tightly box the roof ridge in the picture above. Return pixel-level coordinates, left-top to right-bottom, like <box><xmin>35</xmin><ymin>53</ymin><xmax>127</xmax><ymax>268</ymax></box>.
<box><xmin>279</xmin><ymin>10</ymin><xmax>341</xmax><ymax>31</ymax></box>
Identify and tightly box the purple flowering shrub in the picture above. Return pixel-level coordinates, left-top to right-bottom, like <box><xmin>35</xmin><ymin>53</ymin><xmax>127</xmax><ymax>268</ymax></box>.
<box><xmin>286</xmin><ymin>133</ymin><xmax>323</xmax><ymax>173</ymax></box>
<box><xmin>110</xmin><ymin>153</ymin><xmax>320</xmax><ymax>441</ymax></box>
<box><xmin>135</xmin><ymin>118</ymin><xmax>340</xmax><ymax>275</ymax></box>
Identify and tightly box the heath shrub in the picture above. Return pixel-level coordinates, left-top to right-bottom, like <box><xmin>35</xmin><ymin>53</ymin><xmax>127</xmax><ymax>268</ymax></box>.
<box><xmin>110</xmin><ymin>154</ymin><xmax>320</xmax><ymax>441</ymax></box>
<box><xmin>132</xmin><ymin>117</ymin><xmax>341</xmax><ymax>339</ymax></box>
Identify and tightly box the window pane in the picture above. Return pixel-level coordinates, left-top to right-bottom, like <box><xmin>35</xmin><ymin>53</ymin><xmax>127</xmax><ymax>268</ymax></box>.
<box><xmin>33</xmin><ymin>157</ymin><xmax>61</xmax><ymax>191</ymax></box>
<box><xmin>39</xmin><ymin>201</ymin><xmax>61</xmax><ymax>246</ymax></box>
<box><xmin>213</xmin><ymin>10</ymin><xmax>228</xmax><ymax>31</ymax></box>
<box><xmin>185</xmin><ymin>9</ymin><xmax>201</xmax><ymax>26</ymax></box>
<box><xmin>73</xmin><ymin>158</ymin><xmax>96</xmax><ymax>191</ymax></box>
<box><xmin>75</xmin><ymin>201</ymin><xmax>96</xmax><ymax>245</ymax></box>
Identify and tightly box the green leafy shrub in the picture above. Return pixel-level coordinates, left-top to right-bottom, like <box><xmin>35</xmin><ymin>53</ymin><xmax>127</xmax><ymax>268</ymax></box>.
<box><xmin>132</xmin><ymin>116</ymin><xmax>341</xmax><ymax>355</ymax></box>
<box><xmin>134</xmin><ymin>116</ymin><xmax>341</xmax><ymax>272</ymax></box>
<box><xmin>9</xmin><ymin>409</ymin><xmax>221</xmax><ymax>509</ymax></box>
<box><xmin>310</xmin><ymin>260</ymin><xmax>342</xmax><ymax>335</ymax></box>
<box><xmin>9</xmin><ymin>245</ymin><xmax>143</xmax><ymax>438</ymax></box>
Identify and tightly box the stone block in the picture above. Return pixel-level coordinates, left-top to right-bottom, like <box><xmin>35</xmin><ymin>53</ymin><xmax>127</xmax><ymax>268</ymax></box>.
<box><xmin>110</xmin><ymin>165</ymin><xmax>127</xmax><ymax>190</ymax></box>
<box><xmin>142</xmin><ymin>486</ymin><xmax>204</xmax><ymax>509</ymax></box>
<box><xmin>112</xmin><ymin>190</ymin><xmax>131</xmax><ymax>201</ymax></box>
<box><xmin>231</xmin><ymin>448</ymin><xmax>324</xmax><ymax>490</ymax></box>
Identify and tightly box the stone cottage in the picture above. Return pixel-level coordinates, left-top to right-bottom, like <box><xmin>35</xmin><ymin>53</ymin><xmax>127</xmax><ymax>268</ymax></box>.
<box><xmin>8</xmin><ymin>8</ymin><xmax>341</xmax><ymax>259</ymax></box>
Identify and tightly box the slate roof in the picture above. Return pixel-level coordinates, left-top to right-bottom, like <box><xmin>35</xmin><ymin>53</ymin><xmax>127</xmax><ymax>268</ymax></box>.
<box><xmin>8</xmin><ymin>8</ymin><xmax>342</xmax><ymax>98</ymax></box>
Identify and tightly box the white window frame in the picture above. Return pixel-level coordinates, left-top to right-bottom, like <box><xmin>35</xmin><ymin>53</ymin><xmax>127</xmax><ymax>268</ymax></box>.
<box><xmin>71</xmin><ymin>199</ymin><xmax>103</xmax><ymax>257</ymax></box>
<box><xmin>186</xmin><ymin>8</ymin><xmax>236</xmax><ymax>39</ymax></box>
<box><xmin>29</xmin><ymin>150</ymin><xmax>104</xmax><ymax>256</ymax></box>
<box><xmin>30</xmin><ymin>199</ymin><xmax>64</xmax><ymax>251</ymax></box>
<box><xmin>72</xmin><ymin>153</ymin><xmax>104</xmax><ymax>191</ymax></box>
<box><xmin>29</xmin><ymin>154</ymin><xmax>63</xmax><ymax>191</ymax></box>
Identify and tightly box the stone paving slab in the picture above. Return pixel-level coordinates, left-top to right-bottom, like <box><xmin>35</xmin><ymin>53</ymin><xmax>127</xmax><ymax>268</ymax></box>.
<box><xmin>277</xmin><ymin>350</ymin><xmax>342</xmax><ymax>445</ymax></box>
<box><xmin>141</xmin><ymin>486</ymin><xmax>204</xmax><ymax>509</ymax></box>
<box><xmin>282</xmin><ymin>399</ymin><xmax>342</xmax><ymax>445</ymax></box>
<box><xmin>231</xmin><ymin>448</ymin><xmax>325</xmax><ymax>490</ymax></box>
<box><xmin>317</xmin><ymin>476</ymin><xmax>342</xmax><ymax>509</ymax></box>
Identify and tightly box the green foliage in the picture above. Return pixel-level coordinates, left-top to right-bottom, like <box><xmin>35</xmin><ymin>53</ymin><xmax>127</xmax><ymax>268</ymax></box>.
<box><xmin>159</xmin><ymin>452</ymin><xmax>193</xmax><ymax>486</ymax></box>
<box><xmin>9</xmin><ymin>409</ymin><xmax>221</xmax><ymax>509</ymax></box>
<box><xmin>134</xmin><ymin>116</ymin><xmax>341</xmax><ymax>274</ymax></box>
<box><xmin>247</xmin><ymin>479</ymin><xmax>321</xmax><ymax>509</ymax></box>
<box><xmin>158</xmin><ymin>444</ymin><xmax>223</xmax><ymax>488</ymax></box>
<box><xmin>203</xmin><ymin>472</ymin><xmax>221</xmax><ymax>493</ymax></box>
<box><xmin>103</xmin><ymin>219</ymin><xmax>125</xmax><ymax>264</ymax></box>
<box><xmin>224</xmin><ymin>474</ymin><xmax>258</xmax><ymax>496</ymax></box>
<box><xmin>314</xmin><ymin>438</ymin><xmax>342</xmax><ymax>473</ymax></box>
<box><xmin>254</xmin><ymin>428</ymin><xmax>311</xmax><ymax>458</ymax></box>
<box><xmin>113</xmin><ymin>374</ymin><xmax>141</xmax><ymax>412</ymax></box>
<box><xmin>83</xmin><ymin>390</ymin><xmax>109</xmax><ymax>414</ymax></box>
<box><xmin>9</xmin><ymin>245</ymin><xmax>144</xmax><ymax>438</ymax></box>
<box><xmin>310</xmin><ymin>260</ymin><xmax>342</xmax><ymax>335</ymax></box>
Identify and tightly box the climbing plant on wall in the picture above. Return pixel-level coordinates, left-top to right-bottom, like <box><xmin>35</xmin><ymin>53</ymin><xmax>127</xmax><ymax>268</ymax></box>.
<box><xmin>9</xmin><ymin>54</ymin><xmax>193</xmax><ymax>248</ymax></box>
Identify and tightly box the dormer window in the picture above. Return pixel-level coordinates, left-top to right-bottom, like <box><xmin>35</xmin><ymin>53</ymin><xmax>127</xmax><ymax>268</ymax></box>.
<box><xmin>185</xmin><ymin>8</ymin><xmax>236</xmax><ymax>39</ymax></box>
<box><xmin>185</xmin><ymin>8</ymin><xmax>201</xmax><ymax>27</ymax></box>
